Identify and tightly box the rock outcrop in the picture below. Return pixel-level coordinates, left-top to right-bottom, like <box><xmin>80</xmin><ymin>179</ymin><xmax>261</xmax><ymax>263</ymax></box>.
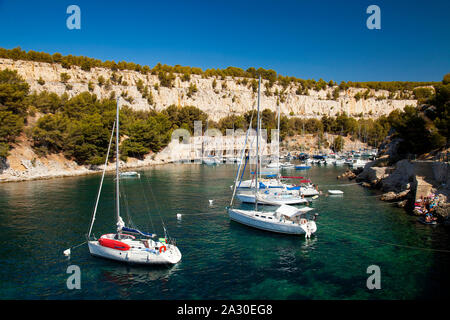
<box><xmin>357</xmin><ymin>158</ymin><xmax>449</xmax><ymax>220</ymax></box>
<box><xmin>355</xmin><ymin>161</ymin><xmax>389</xmax><ymax>187</ymax></box>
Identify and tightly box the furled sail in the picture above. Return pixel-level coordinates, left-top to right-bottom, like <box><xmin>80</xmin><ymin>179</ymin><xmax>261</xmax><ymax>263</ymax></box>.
<box><xmin>116</xmin><ymin>216</ymin><xmax>125</xmax><ymax>231</ymax></box>
<box><xmin>122</xmin><ymin>227</ymin><xmax>156</xmax><ymax>238</ymax></box>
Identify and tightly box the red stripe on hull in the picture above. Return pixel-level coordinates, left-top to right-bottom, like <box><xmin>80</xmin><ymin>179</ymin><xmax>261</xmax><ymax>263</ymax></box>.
<box><xmin>99</xmin><ymin>238</ymin><xmax>130</xmax><ymax>251</ymax></box>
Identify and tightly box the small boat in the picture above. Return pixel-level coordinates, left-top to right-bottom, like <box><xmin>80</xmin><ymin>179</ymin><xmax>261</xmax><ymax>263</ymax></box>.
<box><xmin>203</xmin><ymin>156</ymin><xmax>220</xmax><ymax>165</ymax></box>
<box><xmin>280</xmin><ymin>162</ymin><xmax>295</xmax><ymax>169</ymax></box>
<box><xmin>119</xmin><ymin>171</ymin><xmax>140</xmax><ymax>178</ymax></box>
<box><xmin>328</xmin><ymin>190</ymin><xmax>344</xmax><ymax>195</ymax></box>
<box><xmin>348</xmin><ymin>159</ymin><xmax>369</xmax><ymax>169</ymax></box>
<box><xmin>333</xmin><ymin>159</ymin><xmax>345</xmax><ymax>166</ymax></box>
<box><xmin>266</xmin><ymin>162</ymin><xmax>280</xmax><ymax>168</ymax></box>
<box><xmin>417</xmin><ymin>217</ymin><xmax>437</xmax><ymax>225</ymax></box>
<box><xmin>295</xmin><ymin>165</ymin><xmax>311</xmax><ymax>170</ymax></box>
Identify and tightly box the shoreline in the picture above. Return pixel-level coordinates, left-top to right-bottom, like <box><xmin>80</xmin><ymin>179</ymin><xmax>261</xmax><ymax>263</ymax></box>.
<box><xmin>347</xmin><ymin>158</ymin><xmax>450</xmax><ymax>223</ymax></box>
<box><xmin>0</xmin><ymin>159</ymin><xmax>172</xmax><ymax>184</ymax></box>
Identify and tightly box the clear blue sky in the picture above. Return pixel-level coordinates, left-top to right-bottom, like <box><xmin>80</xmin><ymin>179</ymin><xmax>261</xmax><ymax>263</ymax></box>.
<box><xmin>0</xmin><ymin>0</ymin><xmax>449</xmax><ymax>82</ymax></box>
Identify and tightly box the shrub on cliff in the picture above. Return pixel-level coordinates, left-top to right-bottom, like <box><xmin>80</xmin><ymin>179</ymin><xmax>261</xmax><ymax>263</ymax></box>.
<box><xmin>0</xmin><ymin>69</ymin><xmax>30</xmax><ymax>156</ymax></box>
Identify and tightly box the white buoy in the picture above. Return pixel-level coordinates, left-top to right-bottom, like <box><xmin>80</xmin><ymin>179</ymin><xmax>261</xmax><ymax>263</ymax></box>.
<box><xmin>176</xmin><ymin>213</ymin><xmax>182</xmax><ymax>220</ymax></box>
<box><xmin>209</xmin><ymin>200</ymin><xmax>214</xmax><ymax>205</ymax></box>
<box><xmin>63</xmin><ymin>248</ymin><xmax>71</xmax><ymax>256</ymax></box>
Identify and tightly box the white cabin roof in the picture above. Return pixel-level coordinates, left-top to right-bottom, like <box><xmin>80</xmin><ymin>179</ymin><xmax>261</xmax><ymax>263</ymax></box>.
<box><xmin>276</xmin><ymin>205</ymin><xmax>313</xmax><ymax>217</ymax></box>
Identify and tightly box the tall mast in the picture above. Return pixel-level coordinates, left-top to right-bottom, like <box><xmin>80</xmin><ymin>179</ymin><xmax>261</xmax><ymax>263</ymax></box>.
<box><xmin>255</xmin><ymin>75</ymin><xmax>261</xmax><ymax>211</ymax></box>
<box><xmin>116</xmin><ymin>97</ymin><xmax>120</xmax><ymax>227</ymax></box>
<box><xmin>277</xmin><ymin>102</ymin><xmax>280</xmax><ymax>168</ymax></box>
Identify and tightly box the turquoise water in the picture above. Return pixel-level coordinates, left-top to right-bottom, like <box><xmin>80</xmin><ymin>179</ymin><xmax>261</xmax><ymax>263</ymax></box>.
<box><xmin>0</xmin><ymin>164</ymin><xmax>449</xmax><ymax>299</ymax></box>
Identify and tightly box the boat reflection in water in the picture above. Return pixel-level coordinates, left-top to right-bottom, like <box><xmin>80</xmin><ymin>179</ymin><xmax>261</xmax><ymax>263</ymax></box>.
<box><xmin>101</xmin><ymin>263</ymin><xmax>180</xmax><ymax>287</ymax></box>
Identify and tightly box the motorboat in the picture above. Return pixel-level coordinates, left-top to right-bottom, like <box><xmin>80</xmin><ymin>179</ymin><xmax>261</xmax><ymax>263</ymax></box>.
<box><xmin>119</xmin><ymin>171</ymin><xmax>140</xmax><ymax>178</ymax></box>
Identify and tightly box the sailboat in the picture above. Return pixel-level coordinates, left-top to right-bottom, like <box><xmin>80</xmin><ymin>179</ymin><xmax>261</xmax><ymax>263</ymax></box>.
<box><xmin>228</xmin><ymin>76</ymin><xmax>318</xmax><ymax>237</ymax></box>
<box><xmin>87</xmin><ymin>97</ymin><xmax>182</xmax><ymax>265</ymax></box>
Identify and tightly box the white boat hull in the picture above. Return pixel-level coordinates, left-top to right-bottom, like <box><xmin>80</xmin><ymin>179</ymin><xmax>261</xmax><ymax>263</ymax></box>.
<box><xmin>238</xmin><ymin>179</ymin><xmax>295</xmax><ymax>189</ymax></box>
<box><xmin>119</xmin><ymin>172</ymin><xmax>140</xmax><ymax>178</ymax></box>
<box><xmin>88</xmin><ymin>241</ymin><xmax>182</xmax><ymax>265</ymax></box>
<box><xmin>228</xmin><ymin>209</ymin><xmax>317</xmax><ymax>235</ymax></box>
<box><xmin>299</xmin><ymin>187</ymin><xmax>319</xmax><ymax>197</ymax></box>
<box><xmin>236</xmin><ymin>193</ymin><xmax>309</xmax><ymax>205</ymax></box>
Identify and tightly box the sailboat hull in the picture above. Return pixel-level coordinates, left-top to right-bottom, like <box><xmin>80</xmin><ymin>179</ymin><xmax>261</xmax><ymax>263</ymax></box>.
<box><xmin>236</xmin><ymin>193</ymin><xmax>308</xmax><ymax>205</ymax></box>
<box><xmin>228</xmin><ymin>209</ymin><xmax>316</xmax><ymax>235</ymax></box>
<box><xmin>88</xmin><ymin>241</ymin><xmax>182</xmax><ymax>265</ymax></box>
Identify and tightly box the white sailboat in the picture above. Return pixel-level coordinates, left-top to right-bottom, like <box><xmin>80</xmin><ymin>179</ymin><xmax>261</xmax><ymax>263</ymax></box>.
<box><xmin>228</xmin><ymin>76</ymin><xmax>318</xmax><ymax>237</ymax></box>
<box><xmin>229</xmin><ymin>205</ymin><xmax>317</xmax><ymax>236</ymax></box>
<box><xmin>87</xmin><ymin>97</ymin><xmax>182</xmax><ymax>265</ymax></box>
<box><xmin>348</xmin><ymin>158</ymin><xmax>369</xmax><ymax>169</ymax></box>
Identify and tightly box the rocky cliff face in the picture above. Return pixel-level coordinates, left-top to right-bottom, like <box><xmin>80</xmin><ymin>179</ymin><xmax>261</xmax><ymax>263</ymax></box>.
<box><xmin>356</xmin><ymin>159</ymin><xmax>449</xmax><ymax>220</ymax></box>
<box><xmin>0</xmin><ymin>58</ymin><xmax>417</xmax><ymax>121</ymax></box>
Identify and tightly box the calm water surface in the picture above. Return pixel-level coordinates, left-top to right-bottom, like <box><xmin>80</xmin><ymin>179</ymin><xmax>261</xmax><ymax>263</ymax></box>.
<box><xmin>1</xmin><ymin>164</ymin><xmax>449</xmax><ymax>299</ymax></box>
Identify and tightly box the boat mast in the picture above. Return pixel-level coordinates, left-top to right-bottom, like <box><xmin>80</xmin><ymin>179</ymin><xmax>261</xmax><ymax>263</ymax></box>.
<box><xmin>277</xmin><ymin>102</ymin><xmax>280</xmax><ymax>169</ymax></box>
<box><xmin>116</xmin><ymin>97</ymin><xmax>120</xmax><ymax>229</ymax></box>
<box><xmin>255</xmin><ymin>74</ymin><xmax>261</xmax><ymax>211</ymax></box>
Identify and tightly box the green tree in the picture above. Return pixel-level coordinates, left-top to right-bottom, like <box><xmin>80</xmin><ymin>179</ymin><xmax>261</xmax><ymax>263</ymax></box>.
<box><xmin>332</xmin><ymin>136</ymin><xmax>344</xmax><ymax>152</ymax></box>
<box><xmin>187</xmin><ymin>83</ymin><xmax>198</xmax><ymax>98</ymax></box>
<box><xmin>0</xmin><ymin>69</ymin><xmax>30</xmax><ymax>156</ymax></box>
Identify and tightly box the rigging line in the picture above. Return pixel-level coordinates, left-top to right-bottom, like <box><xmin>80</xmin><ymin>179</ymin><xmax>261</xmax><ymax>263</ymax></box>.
<box><xmin>316</xmin><ymin>222</ymin><xmax>450</xmax><ymax>254</ymax></box>
<box><xmin>72</xmin><ymin>241</ymin><xmax>87</xmax><ymax>250</ymax></box>
<box><xmin>88</xmin><ymin>120</ymin><xmax>116</xmax><ymax>238</ymax></box>
<box><xmin>318</xmin><ymin>182</ymin><xmax>363</xmax><ymax>187</ymax></box>
<box><xmin>127</xmin><ymin>150</ymin><xmax>156</xmax><ymax>233</ymax></box>
<box><xmin>230</xmin><ymin>104</ymin><xmax>256</xmax><ymax>206</ymax></box>
<box><xmin>119</xmin><ymin>178</ymin><xmax>135</xmax><ymax>228</ymax></box>
<box><xmin>143</xmin><ymin>170</ymin><xmax>170</xmax><ymax>238</ymax></box>
<box><xmin>138</xmin><ymin>173</ymin><xmax>157</xmax><ymax>234</ymax></box>
<box><xmin>135</xmin><ymin>170</ymin><xmax>157</xmax><ymax>233</ymax></box>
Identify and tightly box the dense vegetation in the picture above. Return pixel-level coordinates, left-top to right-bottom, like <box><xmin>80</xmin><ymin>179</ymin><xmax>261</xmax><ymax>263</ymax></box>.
<box><xmin>213</xmin><ymin>109</ymin><xmax>391</xmax><ymax>148</ymax></box>
<box><xmin>0</xmin><ymin>69</ymin><xmax>30</xmax><ymax>157</ymax></box>
<box><xmin>0</xmin><ymin>69</ymin><xmax>212</xmax><ymax>164</ymax></box>
<box><xmin>1</xmin><ymin>67</ymin><xmax>448</xmax><ymax>166</ymax></box>
<box><xmin>0</xmin><ymin>47</ymin><xmax>439</xmax><ymax>94</ymax></box>
<box><xmin>386</xmin><ymin>74</ymin><xmax>449</xmax><ymax>155</ymax></box>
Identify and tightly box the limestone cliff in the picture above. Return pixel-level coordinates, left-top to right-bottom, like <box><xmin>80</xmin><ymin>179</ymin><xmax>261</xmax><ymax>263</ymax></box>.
<box><xmin>0</xmin><ymin>58</ymin><xmax>417</xmax><ymax>121</ymax></box>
